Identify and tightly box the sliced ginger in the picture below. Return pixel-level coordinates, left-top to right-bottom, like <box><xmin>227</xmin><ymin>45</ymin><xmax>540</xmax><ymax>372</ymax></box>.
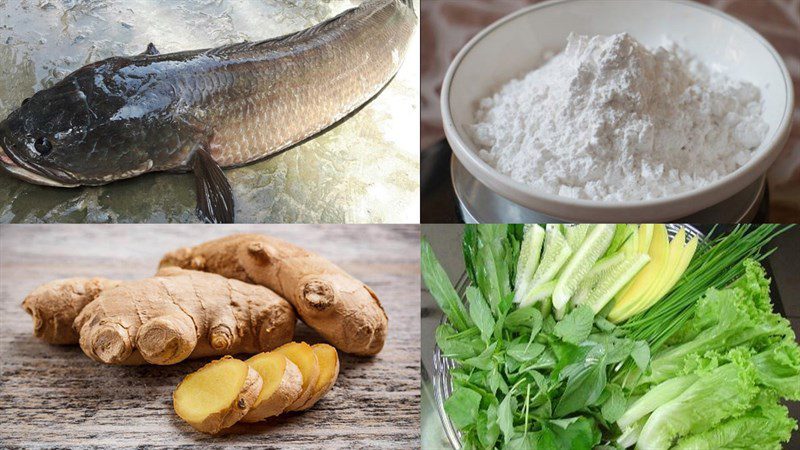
<box><xmin>298</xmin><ymin>343</ymin><xmax>340</xmax><ymax>410</ymax></box>
<box><xmin>273</xmin><ymin>341</ymin><xmax>320</xmax><ymax>411</ymax></box>
<box><xmin>173</xmin><ymin>356</ymin><xmax>263</xmax><ymax>434</ymax></box>
<box><xmin>241</xmin><ymin>353</ymin><xmax>303</xmax><ymax>422</ymax></box>
<box><xmin>174</xmin><ymin>342</ymin><xmax>341</xmax><ymax>432</ymax></box>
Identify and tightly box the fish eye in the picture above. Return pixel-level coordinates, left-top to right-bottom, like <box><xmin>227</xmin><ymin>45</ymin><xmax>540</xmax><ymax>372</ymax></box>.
<box><xmin>34</xmin><ymin>137</ymin><xmax>53</xmax><ymax>156</ymax></box>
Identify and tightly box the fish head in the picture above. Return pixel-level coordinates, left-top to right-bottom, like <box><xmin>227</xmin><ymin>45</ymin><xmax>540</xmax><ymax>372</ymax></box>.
<box><xmin>0</xmin><ymin>58</ymin><xmax>158</xmax><ymax>187</ymax></box>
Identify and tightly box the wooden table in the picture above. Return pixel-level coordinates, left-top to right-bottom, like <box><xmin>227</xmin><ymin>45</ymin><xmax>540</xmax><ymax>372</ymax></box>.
<box><xmin>0</xmin><ymin>225</ymin><xmax>420</xmax><ymax>448</ymax></box>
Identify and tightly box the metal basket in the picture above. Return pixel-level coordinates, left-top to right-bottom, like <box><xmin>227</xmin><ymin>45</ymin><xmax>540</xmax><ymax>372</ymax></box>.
<box><xmin>431</xmin><ymin>224</ymin><xmax>705</xmax><ymax>449</ymax></box>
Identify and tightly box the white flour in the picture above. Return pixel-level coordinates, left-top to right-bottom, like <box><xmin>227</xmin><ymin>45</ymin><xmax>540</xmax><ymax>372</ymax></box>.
<box><xmin>472</xmin><ymin>33</ymin><xmax>768</xmax><ymax>201</ymax></box>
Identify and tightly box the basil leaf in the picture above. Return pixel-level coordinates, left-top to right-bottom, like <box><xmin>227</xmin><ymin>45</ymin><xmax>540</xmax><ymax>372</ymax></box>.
<box><xmin>498</xmin><ymin>391</ymin><xmax>515</xmax><ymax>443</ymax></box>
<box><xmin>554</xmin><ymin>358</ymin><xmax>607</xmax><ymax>417</ymax></box>
<box><xmin>505</xmin><ymin>305</ymin><xmax>543</xmax><ymax>335</ymax></box>
<box><xmin>600</xmin><ymin>384</ymin><xmax>626</xmax><ymax>423</ymax></box>
<box><xmin>507</xmin><ymin>343</ymin><xmax>546</xmax><ymax>362</ymax></box>
<box><xmin>444</xmin><ymin>386</ymin><xmax>481</xmax><ymax>429</ymax></box>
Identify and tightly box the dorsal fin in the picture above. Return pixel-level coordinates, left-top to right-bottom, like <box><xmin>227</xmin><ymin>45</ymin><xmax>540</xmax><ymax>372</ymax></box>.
<box><xmin>204</xmin><ymin>0</ymin><xmax>384</xmax><ymax>57</ymax></box>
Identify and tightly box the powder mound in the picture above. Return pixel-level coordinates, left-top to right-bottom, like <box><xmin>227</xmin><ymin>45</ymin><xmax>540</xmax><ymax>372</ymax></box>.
<box><xmin>472</xmin><ymin>33</ymin><xmax>768</xmax><ymax>202</ymax></box>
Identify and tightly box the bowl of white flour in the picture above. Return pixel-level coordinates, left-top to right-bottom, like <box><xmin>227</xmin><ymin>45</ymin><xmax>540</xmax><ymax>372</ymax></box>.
<box><xmin>441</xmin><ymin>0</ymin><xmax>793</xmax><ymax>222</ymax></box>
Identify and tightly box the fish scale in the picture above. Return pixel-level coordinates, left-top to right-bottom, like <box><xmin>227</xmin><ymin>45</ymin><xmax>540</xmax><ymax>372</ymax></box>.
<box><xmin>158</xmin><ymin>0</ymin><xmax>416</xmax><ymax>169</ymax></box>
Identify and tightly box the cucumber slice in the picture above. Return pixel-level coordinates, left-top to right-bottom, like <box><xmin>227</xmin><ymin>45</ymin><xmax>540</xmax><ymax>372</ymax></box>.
<box><xmin>564</xmin><ymin>224</ymin><xmax>592</xmax><ymax>250</ymax></box>
<box><xmin>514</xmin><ymin>224</ymin><xmax>546</xmax><ymax>304</ymax></box>
<box><xmin>517</xmin><ymin>280</ymin><xmax>556</xmax><ymax>308</ymax></box>
<box><xmin>528</xmin><ymin>225</ymin><xmax>572</xmax><ymax>292</ymax></box>
<box><xmin>572</xmin><ymin>253</ymin><xmax>627</xmax><ymax>305</ymax></box>
<box><xmin>574</xmin><ymin>253</ymin><xmax>651</xmax><ymax>314</ymax></box>
<box><xmin>552</xmin><ymin>224</ymin><xmax>615</xmax><ymax>318</ymax></box>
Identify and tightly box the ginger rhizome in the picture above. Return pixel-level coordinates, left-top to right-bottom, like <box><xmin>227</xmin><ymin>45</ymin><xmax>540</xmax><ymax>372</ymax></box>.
<box><xmin>173</xmin><ymin>356</ymin><xmax>263</xmax><ymax>434</ymax></box>
<box><xmin>74</xmin><ymin>268</ymin><xmax>296</xmax><ymax>365</ymax></box>
<box><xmin>22</xmin><ymin>277</ymin><xmax>121</xmax><ymax>344</ymax></box>
<box><xmin>160</xmin><ymin>234</ymin><xmax>388</xmax><ymax>356</ymax></box>
<box><xmin>174</xmin><ymin>342</ymin><xmax>340</xmax><ymax>433</ymax></box>
<box><xmin>22</xmin><ymin>268</ymin><xmax>296</xmax><ymax>365</ymax></box>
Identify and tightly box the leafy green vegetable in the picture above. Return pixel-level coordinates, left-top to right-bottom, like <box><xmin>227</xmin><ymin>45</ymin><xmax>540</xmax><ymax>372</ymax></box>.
<box><xmin>467</xmin><ymin>286</ymin><xmax>495</xmax><ymax>343</ymax></box>
<box><xmin>423</xmin><ymin>224</ymin><xmax>797</xmax><ymax>450</ymax></box>
<box><xmin>444</xmin><ymin>386</ymin><xmax>482</xmax><ymax>429</ymax></box>
<box><xmin>643</xmin><ymin>260</ymin><xmax>793</xmax><ymax>384</ymax></box>
<box><xmin>554</xmin><ymin>345</ymin><xmax>607</xmax><ymax>416</ymax></box>
<box><xmin>421</xmin><ymin>239</ymin><xmax>471</xmax><ymax>331</ymax></box>
<box><xmin>672</xmin><ymin>393</ymin><xmax>796</xmax><ymax>450</ymax></box>
<box><xmin>554</xmin><ymin>305</ymin><xmax>594</xmax><ymax>344</ymax></box>
<box><xmin>636</xmin><ymin>349</ymin><xmax>759</xmax><ymax>450</ymax></box>
<box><xmin>600</xmin><ymin>384</ymin><xmax>626</xmax><ymax>423</ymax></box>
<box><xmin>462</xmin><ymin>224</ymin><xmax>519</xmax><ymax>312</ymax></box>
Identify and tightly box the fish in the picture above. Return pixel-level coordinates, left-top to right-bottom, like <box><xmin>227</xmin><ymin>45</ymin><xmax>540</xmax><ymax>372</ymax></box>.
<box><xmin>0</xmin><ymin>0</ymin><xmax>416</xmax><ymax>223</ymax></box>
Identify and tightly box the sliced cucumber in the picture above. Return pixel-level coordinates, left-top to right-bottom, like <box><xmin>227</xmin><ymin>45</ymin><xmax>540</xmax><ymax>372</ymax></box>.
<box><xmin>572</xmin><ymin>253</ymin><xmax>627</xmax><ymax>305</ymax></box>
<box><xmin>517</xmin><ymin>280</ymin><xmax>556</xmax><ymax>308</ymax></box>
<box><xmin>552</xmin><ymin>224</ymin><xmax>615</xmax><ymax>318</ymax></box>
<box><xmin>514</xmin><ymin>224</ymin><xmax>546</xmax><ymax>304</ymax></box>
<box><xmin>574</xmin><ymin>253</ymin><xmax>650</xmax><ymax>314</ymax></box>
<box><xmin>528</xmin><ymin>225</ymin><xmax>572</xmax><ymax>292</ymax></box>
<box><xmin>564</xmin><ymin>224</ymin><xmax>592</xmax><ymax>250</ymax></box>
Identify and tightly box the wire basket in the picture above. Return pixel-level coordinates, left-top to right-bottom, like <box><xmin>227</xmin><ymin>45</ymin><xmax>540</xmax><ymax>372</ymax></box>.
<box><xmin>431</xmin><ymin>224</ymin><xmax>705</xmax><ymax>449</ymax></box>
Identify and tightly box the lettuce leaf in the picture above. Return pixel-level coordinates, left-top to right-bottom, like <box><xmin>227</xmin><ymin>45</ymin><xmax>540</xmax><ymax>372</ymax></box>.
<box><xmin>672</xmin><ymin>392</ymin><xmax>796</xmax><ymax>450</ymax></box>
<box><xmin>646</xmin><ymin>261</ymin><xmax>792</xmax><ymax>384</ymax></box>
<box><xmin>636</xmin><ymin>349</ymin><xmax>759</xmax><ymax>450</ymax></box>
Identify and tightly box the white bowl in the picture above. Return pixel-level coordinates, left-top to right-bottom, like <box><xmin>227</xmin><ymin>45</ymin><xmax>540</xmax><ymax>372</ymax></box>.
<box><xmin>441</xmin><ymin>0</ymin><xmax>794</xmax><ymax>222</ymax></box>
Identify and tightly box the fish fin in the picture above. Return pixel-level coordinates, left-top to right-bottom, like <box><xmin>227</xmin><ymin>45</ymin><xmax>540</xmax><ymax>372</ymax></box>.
<box><xmin>192</xmin><ymin>147</ymin><xmax>234</xmax><ymax>223</ymax></box>
<box><xmin>142</xmin><ymin>43</ymin><xmax>160</xmax><ymax>56</ymax></box>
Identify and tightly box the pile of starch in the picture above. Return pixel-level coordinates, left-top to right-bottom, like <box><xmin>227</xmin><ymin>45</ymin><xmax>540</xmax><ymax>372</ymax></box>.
<box><xmin>472</xmin><ymin>33</ymin><xmax>767</xmax><ymax>201</ymax></box>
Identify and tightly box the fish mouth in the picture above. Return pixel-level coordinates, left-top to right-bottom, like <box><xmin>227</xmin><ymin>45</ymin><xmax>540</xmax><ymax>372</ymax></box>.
<box><xmin>0</xmin><ymin>139</ymin><xmax>80</xmax><ymax>188</ymax></box>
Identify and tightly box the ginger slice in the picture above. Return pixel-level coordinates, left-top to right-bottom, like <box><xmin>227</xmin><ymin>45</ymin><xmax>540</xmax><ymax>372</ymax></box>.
<box><xmin>273</xmin><ymin>342</ymin><xmax>320</xmax><ymax>411</ymax></box>
<box><xmin>173</xmin><ymin>356</ymin><xmax>262</xmax><ymax>434</ymax></box>
<box><xmin>298</xmin><ymin>343</ymin><xmax>340</xmax><ymax>410</ymax></box>
<box><xmin>241</xmin><ymin>353</ymin><xmax>303</xmax><ymax>422</ymax></box>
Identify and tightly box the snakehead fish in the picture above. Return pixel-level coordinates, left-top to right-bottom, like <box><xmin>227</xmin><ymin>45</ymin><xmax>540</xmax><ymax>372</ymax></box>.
<box><xmin>0</xmin><ymin>0</ymin><xmax>416</xmax><ymax>222</ymax></box>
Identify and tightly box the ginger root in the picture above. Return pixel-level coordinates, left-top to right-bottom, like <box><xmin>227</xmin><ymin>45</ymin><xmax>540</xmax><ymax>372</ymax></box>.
<box><xmin>21</xmin><ymin>277</ymin><xmax>121</xmax><ymax>344</ymax></box>
<box><xmin>160</xmin><ymin>234</ymin><xmax>388</xmax><ymax>356</ymax></box>
<box><xmin>273</xmin><ymin>341</ymin><xmax>320</xmax><ymax>410</ymax></box>
<box><xmin>298</xmin><ymin>343</ymin><xmax>340</xmax><ymax>410</ymax></box>
<box><xmin>241</xmin><ymin>352</ymin><xmax>303</xmax><ymax>422</ymax></box>
<box><xmin>69</xmin><ymin>268</ymin><xmax>296</xmax><ymax>365</ymax></box>
<box><xmin>173</xmin><ymin>356</ymin><xmax>263</xmax><ymax>434</ymax></box>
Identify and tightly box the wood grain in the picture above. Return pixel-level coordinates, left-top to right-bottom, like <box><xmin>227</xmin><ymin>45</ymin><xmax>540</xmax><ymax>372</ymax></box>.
<box><xmin>0</xmin><ymin>224</ymin><xmax>421</xmax><ymax>449</ymax></box>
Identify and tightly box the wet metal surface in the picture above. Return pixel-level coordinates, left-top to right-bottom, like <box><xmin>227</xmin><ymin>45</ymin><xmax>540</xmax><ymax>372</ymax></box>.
<box><xmin>0</xmin><ymin>0</ymin><xmax>420</xmax><ymax>223</ymax></box>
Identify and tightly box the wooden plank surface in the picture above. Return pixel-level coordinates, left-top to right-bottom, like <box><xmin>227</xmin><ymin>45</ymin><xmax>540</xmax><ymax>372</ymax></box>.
<box><xmin>0</xmin><ymin>224</ymin><xmax>421</xmax><ymax>449</ymax></box>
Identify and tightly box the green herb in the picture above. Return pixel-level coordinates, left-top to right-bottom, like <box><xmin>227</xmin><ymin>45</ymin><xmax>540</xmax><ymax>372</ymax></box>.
<box><xmin>553</xmin><ymin>305</ymin><xmax>594</xmax><ymax>344</ymax></box>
